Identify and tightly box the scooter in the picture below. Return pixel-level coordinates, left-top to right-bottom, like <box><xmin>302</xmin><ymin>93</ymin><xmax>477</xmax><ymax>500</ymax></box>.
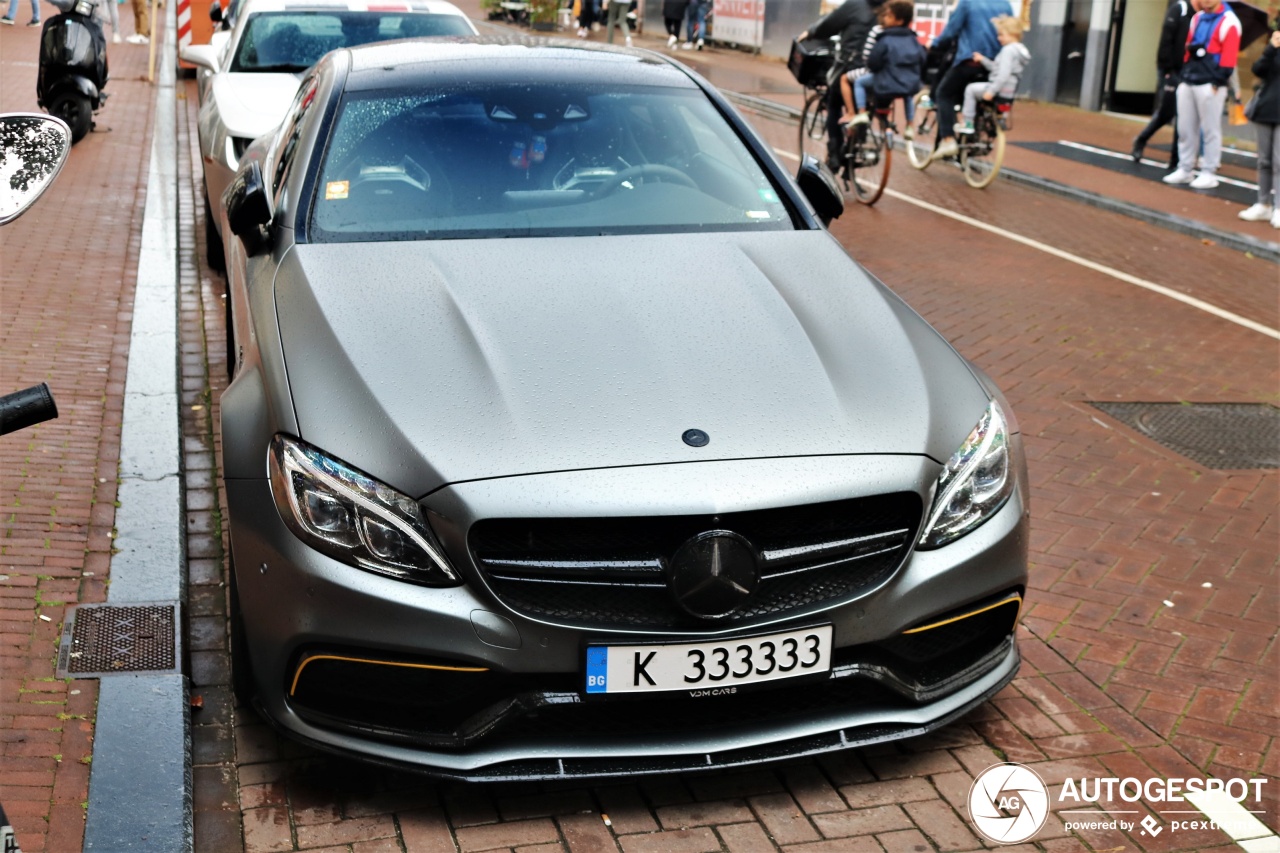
<box><xmin>36</xmin><ymin>0</ymin><xmax>109</xmax><ymax>144</ymax></box>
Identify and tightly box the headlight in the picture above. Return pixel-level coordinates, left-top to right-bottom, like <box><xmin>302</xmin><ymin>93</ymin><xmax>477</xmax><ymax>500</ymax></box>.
<box><xmin>918</xmin><ymin>401</ymin><xmax>1014</xmax><ymax>549</ymax></box>
<box><xmin>268</xmin><ymin>435</ymin><xmax>460</xmax><ymax>586</ymax></box>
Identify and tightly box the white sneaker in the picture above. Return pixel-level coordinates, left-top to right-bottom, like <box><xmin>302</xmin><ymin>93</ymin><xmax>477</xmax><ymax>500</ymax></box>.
<box><xmin>1272</xmin><ymin>210</ymin><xmax>1280</xmax><ymax>229</ymax></box>
<box><xmin>624</xmin><ymin>35</ymin><xmax>631</xmax><ymax>46</ymax></box>
<box><xmin>667</xmin><ymin>34</ymin><xmax>677</xmax><ymax>47</ymax></box>
<box><xmin>681</xmin><ymin>41</ymin><xmax>693</xmax><ymax>49</ymax></box>
<box><xmin>902</xmin><ymin>126</ymin><xmax>914</xmax><ymax>141</ymax></box>
<box><xmin>696</xmin><ymin>37</ymin><xmax>703</xmax><ymax>50</ymax></box>
<box><xmin>1189</xmin><ymin>172</ymin><xmax>1219</xmax><ymax>190</ymax></box>
<box><xmin>1162</xmin><ymin>168</ymin><xmax>1194</xmax><ymax>185</ymax></box>
<box><xmin>1238</xmin><ymin>203</ymin><xmax>1275</xmax><ymax>222</ymax></box>
<box><xmin>112</xmin><ymin>31</ymin><xmax>121</xmax><ymax>42</ymax></box>
<box><xmin>930</xmin><ymin>138</ymin><xmax>958</xmax><ymax>161</ymax></box>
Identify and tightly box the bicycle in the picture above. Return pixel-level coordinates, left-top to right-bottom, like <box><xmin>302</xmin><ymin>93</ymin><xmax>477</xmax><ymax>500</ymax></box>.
<box><xmin>835</xmin><ymin>95</ymin><xmax>899</xmax><ymax>205</ymax></box>
<box><xmin>906</xmin><ymin>91</ymin><xmax>1009</xmax><ymax>189</ymax></box>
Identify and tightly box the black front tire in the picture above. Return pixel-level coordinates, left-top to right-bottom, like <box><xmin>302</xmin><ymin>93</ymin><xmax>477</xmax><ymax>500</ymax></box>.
<box><xmin>49</xmin><ymin>93</ymin><xmax>92</xmax><ymax>144</ymax></box>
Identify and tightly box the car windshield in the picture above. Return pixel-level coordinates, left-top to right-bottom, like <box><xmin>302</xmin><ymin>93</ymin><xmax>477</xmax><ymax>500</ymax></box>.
<box><xmin>229</xmin><ymin>12</ymin><xmax>473</xmax><ymax>72</ymax></box>
<box><xmin>309</xmin><ymin>83</ymin><xmax>797</xmax><ymax>241</ymax></box>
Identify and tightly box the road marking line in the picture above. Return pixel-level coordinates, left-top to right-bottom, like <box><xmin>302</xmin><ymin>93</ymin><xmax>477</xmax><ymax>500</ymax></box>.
<box><xmin>1183</xmin><ymin>789</ymin><xmax>1277</xmax><ymax>843</ymax></box>
<box><xmin>1058</xmin><ymin>140</ymin><xmax>1258</xmax><ymax>191</ymax></box>
<box><xmin>1240</xmin><ymin>837</ymin><xmax>1280</xmax><ymax>853</ymax></box>
<box><xmin>772</xmin><ymin>147</ymin><xmax>1280</xmax><ymax>341</ymax></box>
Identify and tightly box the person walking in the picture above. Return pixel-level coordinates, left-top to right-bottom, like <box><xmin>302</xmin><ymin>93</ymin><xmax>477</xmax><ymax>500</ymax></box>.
<box><xmin>798</xmin><ymin>0</ymin><xmax>886</xmax><ymax>169</ymax></box>
<box><xmin>576</xmin><ymin>0</ymin><xmax>595</xmax><ymax>38</ymax></box>
<box><xmin>663</xmin><ymin>0</ymin><xmax>688</xmax><ymax>47</ymax></box>
<box><xmin>0</xmin><ymin>0</ymin><xmax>41</xmax><ymax>27</ymax></box>
<box><xmin>1162</xmin><ymin>0</ymin><xmax>1240</xmax><ymax>189</ymax></box>
<box><xmin>126</xmin><ymin>0</ymin><xmax>149</xmax><ymax>42</ymax></box>
<box><xmin>680</xmin><ymin>0</ymin><xmax>708</xmax><ymax>49</ymax></box>
<box><xmin>1238</xmin><ymin>27</ymin><xmax>1280</xmax><ymax>227</ymax></box>
<box><xmin>1132</xmin><ymin>0</ymin><xmax>1199</xmax><ymax>166</ymax></box>
<box><xmin>603</xmin><ymin>0</ymin><xmax>630</xmax><ymax>45</ymax></box>
<box><xmin>928</xmin><ymin>0</ymin><xmax>1012</xmax><ymax>161</ymax></box>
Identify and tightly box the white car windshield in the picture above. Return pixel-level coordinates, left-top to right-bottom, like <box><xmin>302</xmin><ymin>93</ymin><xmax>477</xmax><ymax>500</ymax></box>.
<box><xmin>309</xmin><ymin>84</ymin><xmax>796</xmax><ymax>241</ymax></box>
<box><xmin>230</xmin><ymin>12</ymin><xmax>474</xmax><ymax>72</ymax></box>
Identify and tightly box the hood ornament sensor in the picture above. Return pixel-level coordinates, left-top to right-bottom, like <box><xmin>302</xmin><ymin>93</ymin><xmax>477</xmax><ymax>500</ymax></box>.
<box><xmin>682</xmin><ymin>429</ymin><xmax>709</xmax><ymax>448</ymax></box>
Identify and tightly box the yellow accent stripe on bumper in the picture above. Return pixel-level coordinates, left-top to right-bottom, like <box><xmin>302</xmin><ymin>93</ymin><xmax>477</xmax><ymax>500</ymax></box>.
<box><xmin>901</xmin><ymin>593</ymin><xmax>1023</xmax><ymax>635</ymax></box>
<box><xmin>290</xmin><ymin>654</ymin><xmax>489</xmax><ymax>696</ymax></box>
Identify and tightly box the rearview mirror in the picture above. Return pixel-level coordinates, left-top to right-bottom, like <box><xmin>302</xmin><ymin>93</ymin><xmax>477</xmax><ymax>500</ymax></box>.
<box><xmin>224</xmin><ymin>159</ymin><xmax>272</xmax><ymax>255</ymax></box>
<box><xmin>0</xmin><ymin>114</ymin><xmax>71</xmax><ymax>226</ymax></box>
<box><xmin>796</xmin><ymin>154</ymin><xmax>843</xmax><ymax>226</ymax></box>
<box><xmin>180</xmin><ymin>44</ymin><xmax>220</xmax><ymax>72</ymax></box>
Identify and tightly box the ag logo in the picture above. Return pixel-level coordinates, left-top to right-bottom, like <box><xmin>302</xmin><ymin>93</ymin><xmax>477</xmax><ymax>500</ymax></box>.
<box><xmin>968</xmin><ymin>763</ymin><xmax>1050</xmax><ymax>844</ymax></box>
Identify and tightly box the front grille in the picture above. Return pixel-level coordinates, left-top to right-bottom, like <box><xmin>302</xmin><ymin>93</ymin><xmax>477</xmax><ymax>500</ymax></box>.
<box><xmin>468</xmin><ymin>493</ymin><xmax>922</xmax><ymax>629</ymax></box>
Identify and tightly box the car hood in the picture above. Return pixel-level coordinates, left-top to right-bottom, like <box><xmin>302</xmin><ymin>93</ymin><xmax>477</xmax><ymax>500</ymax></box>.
<box><xmin>275</xmin><ymin>231</ymin><xmax>990</xmax><ymax>496</ymax></box>
<box><xmin>210</xmin><ymin>72</ymin><xmax>301</xmax><ymax>140</ymax></box>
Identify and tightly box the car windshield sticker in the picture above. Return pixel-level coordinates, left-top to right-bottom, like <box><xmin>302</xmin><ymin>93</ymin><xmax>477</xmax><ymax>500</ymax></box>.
<box><xmin>325</xmin><ymin>180</ymin><xmax>349</xmax><ymax>200</ymax></box>
<box><xmin>746</xmin><ymin>210</ymin><xmax>771</xmax><ymax>219</ymax></box>
<box><xmin>586</xmin><ymin>647</ymin><xmax>608</xmax><ymax>693</ymax></box>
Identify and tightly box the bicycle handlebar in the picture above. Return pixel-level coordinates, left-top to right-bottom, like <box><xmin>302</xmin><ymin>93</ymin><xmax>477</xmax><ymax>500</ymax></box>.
<box><xmin>0</xmin><ymin>384</ymin><xmax>59</xmax><ymax>436</ymax></box>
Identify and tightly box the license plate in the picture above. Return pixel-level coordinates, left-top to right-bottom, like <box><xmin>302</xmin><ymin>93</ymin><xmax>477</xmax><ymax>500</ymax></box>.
<box><xmin>585</xmin><ymin>624</ymin><xmax>833</xmax><ymax>695</ymax></box>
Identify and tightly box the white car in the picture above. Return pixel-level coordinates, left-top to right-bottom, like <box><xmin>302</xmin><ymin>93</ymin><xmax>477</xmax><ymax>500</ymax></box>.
<box><xmin>180</xmin><ymin>0</ymin><xmax>476</xmax><ymax>268</ymax></box>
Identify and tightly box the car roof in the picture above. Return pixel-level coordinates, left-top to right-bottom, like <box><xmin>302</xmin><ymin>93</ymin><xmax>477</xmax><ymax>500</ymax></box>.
<box><xmin>340</xmin><ymin>37</ymin><xmax>701</xmax><ymax>91</ymax></box>
<box><xmin>236</xmin><ymin>0</ymin><xmax>468</xmax><ymax>16</ymax></box>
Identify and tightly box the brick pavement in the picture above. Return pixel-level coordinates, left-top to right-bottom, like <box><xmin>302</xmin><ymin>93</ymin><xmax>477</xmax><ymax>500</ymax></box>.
<box><xmin>1</xmin><ymin>7</ymin><xmax>1273</xmax><ymax>849</ymax></box>
<box><xmin>0</xmin><ymin>5</ymin><xmax>158</xmax><ymax>851</ymax></box>
<box><xmin>177</xmin><ymin>37</ymin><xmax>1276</xmax><ymax>853</ymax></box>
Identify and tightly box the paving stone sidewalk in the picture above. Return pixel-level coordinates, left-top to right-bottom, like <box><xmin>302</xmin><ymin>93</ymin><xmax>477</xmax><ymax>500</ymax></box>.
<box><xmin>0</xmin><ymin>3</ymin><xmax>158</xmax><ymax>850</ymax></box>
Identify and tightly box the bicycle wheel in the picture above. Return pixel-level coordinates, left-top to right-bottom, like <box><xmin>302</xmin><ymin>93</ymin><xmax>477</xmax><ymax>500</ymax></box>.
<box><xmin>906</xmin><ymin>90</ymin><xmax>936</xmax><ymax>170</ymax></box>
<box><xmin>798</xmin><ymin>89</ymin><xmax>829</xmax><ymax>165</ymax></box>
<box><xmin>960</xmin><ymin>110</ymin><xmax>1006</xmax><ymax>188</ymax></box>
<box><xmin>849</xmin><ymin>120</ymin><xmax>891</xmax><ymax>205</ymax></box>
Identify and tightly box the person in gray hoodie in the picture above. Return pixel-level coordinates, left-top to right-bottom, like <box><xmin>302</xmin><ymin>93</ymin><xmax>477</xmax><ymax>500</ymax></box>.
<box><xmin>955</xmin><ymin>15</ymin><xmax>1030</xmax><ymax>135</ymax></box>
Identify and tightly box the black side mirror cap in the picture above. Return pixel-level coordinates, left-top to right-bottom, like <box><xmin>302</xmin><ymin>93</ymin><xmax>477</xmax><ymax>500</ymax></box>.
<box><xmin>224</xmin><ymin>159</ymin><xmax>272</xmax><ymax>256</ymax></box>
<box><xmin>209</xmin><ymin>2</ymin><xmax>222</xmax><ymax>22</ymax></box>
<box><xmin>796</xmin><ymin>154</ymin><xmax>843</xmax><ymax>226</ymax></box>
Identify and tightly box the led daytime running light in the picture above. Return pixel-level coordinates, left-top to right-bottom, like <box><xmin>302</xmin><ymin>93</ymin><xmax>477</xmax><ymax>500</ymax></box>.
<box><xmin>918</xmin><ymin>402</ymin><xmax>1012</xmax><ymax>548</ymax></box>
<box><xmin>270</xmin><ymin>436</ymin><xmax>458</xmax><ymax>584</ymax></box>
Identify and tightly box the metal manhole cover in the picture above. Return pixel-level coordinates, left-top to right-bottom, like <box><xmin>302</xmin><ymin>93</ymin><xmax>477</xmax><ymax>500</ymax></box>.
<box><xmin>56</xmin><ymin>603</ymin><xmax>180</xmax><ymax>678</ymax></box>
<box><xmin>1090</xmin><ymin>402</ymin><xmax>1280</xmax><ymax>470</ymax></box>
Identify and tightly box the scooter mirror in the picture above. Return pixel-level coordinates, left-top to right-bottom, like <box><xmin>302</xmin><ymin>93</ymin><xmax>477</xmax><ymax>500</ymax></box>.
<box><xmin>0</xmin><ymin>114</ymin><xmax>72</xmax><ymax>226</ymax></box>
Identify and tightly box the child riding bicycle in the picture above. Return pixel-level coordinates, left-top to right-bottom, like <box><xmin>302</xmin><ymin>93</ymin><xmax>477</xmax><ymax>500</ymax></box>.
<box><xmin>955</xmin><ymin>16</ymin><xmax>1030</xmax><ymax>136</ymax></box>
<box><xmin>839</xmin><ymin>0</ymin><xmax>927</xmax><ymax>139</ymax></box>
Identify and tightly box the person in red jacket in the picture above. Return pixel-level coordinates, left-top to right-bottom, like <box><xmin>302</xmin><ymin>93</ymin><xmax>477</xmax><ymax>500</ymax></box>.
<box><xmin>1163</xmin><ymin>0</ymin><xmax>1241</xmax><ymax>190</ymax></box>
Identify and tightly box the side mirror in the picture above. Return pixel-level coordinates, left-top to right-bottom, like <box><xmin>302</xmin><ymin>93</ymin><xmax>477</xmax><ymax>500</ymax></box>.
<box><xmin>224</xmin><ymin>159</ymin><xmax>272</xmax><ymax>255</ymax></box>
<box><xmin>796</xmin><ymin>154</ymin><xmax>844</xmax><ymax>226</ymax></box>
<box><xmin>208</xmin><ymin>1</ymin><xmax>221</xmax><ymax>22</ymax></box>
<box><xmin>180</xmin><ymin>44</ymin><xmax>220</xmax><ymax>72</ymax></box>
<box><xmin>0</xmin><ymin>114</ymin><xmax>71</xmax><ymax>226</ymax></box>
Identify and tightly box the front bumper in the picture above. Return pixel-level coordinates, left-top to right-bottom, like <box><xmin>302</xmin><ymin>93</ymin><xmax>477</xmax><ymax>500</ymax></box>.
<box><xmin>226</xmin><ymin>452</ymin><xmax>1029</xmax><ymax>779</ymax></box>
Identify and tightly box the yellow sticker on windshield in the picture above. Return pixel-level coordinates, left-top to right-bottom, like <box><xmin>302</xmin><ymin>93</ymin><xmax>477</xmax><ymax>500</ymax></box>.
<box><xmin>325</xmin><ymin>181</ymin><xmax>349</xmax><ymax>200</ymax></box>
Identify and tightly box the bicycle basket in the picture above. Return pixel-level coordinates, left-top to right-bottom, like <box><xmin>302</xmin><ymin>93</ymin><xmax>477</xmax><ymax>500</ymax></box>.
<box><xmin>789</xmin><ymin>38</ymin><xmax>835</xmax><ymax>88</ymax></box>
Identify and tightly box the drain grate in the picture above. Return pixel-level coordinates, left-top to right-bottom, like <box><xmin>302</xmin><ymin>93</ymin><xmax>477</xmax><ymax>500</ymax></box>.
<box><xmin>1091</xmin><ymin>402</ymin><xmax>1280</xmax><ymax>470</ymax></box>
<box><xmin>56</xmin><ymin>603</ymin><xmax>180</xmax><ymax>678</ymax></box>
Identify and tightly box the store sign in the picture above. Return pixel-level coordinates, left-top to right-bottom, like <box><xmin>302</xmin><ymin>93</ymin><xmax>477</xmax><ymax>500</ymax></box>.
<box><xmin>712</xmin><ymin>0</ymin><xmax>764</xmax><ymax>48</ymax></box>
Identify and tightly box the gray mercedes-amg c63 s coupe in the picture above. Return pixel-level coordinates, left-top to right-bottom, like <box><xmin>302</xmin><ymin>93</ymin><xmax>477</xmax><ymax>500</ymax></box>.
<box><xmin>216</xmin><ymin>37</ymin><xmax>1029</xmax><ymax>780</ymax></box>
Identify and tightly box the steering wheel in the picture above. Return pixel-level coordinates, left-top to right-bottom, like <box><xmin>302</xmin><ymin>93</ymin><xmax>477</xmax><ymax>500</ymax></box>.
<box><xmin>593</xmin><ymin>163</ymin><xmax>697</xmax><ymax>197</ymax></box>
